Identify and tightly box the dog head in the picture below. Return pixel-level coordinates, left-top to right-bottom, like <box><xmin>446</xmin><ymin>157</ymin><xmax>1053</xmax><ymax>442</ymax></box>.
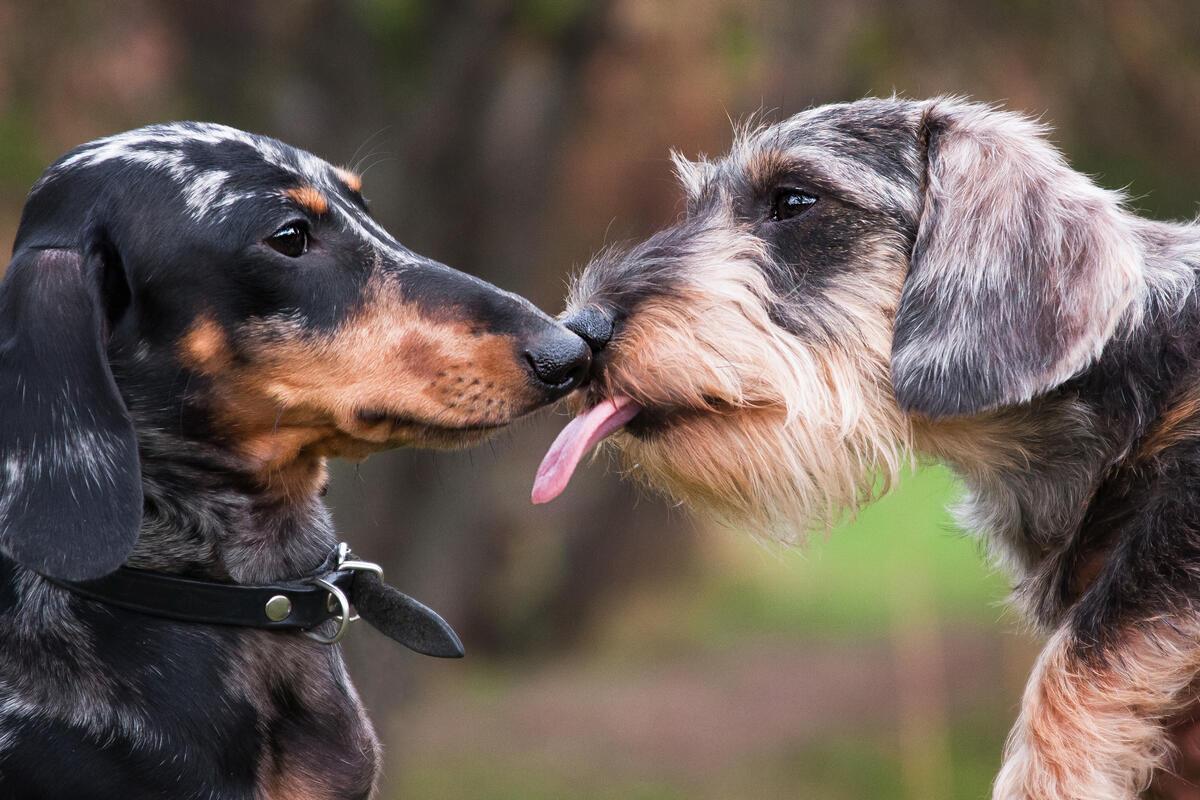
<box><xmin>534</xmin><ymin>97</ymin><xmax>1143</xmax><ymax>537</ymax></box>
<box><xmin>0</xmin><ymin>122</ymin><xmax>590</xmax><ymax>579</ymax></box>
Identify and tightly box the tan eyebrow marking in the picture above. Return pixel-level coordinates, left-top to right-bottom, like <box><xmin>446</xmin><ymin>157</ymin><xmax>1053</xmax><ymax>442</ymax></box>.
<box><xmin>334</xmin><ymin>167</ymin><xmax>363</xmax><ymax>193</ymax></box>
<box><xmin>285</xmin><ymin>185</ymin><xmax>329</xmax><ymax>215</ymax></box>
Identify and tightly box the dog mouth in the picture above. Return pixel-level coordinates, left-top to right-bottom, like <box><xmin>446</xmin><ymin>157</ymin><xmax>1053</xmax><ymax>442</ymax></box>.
<box><xmin>532</xmin><ymin>394</ymin><xmax>735</xmax><ymax>503</ymax></box>
<box><xmin>531</xmin><ymin>395</ymin><xmax>643</xmax><ymax>504</ymax></box>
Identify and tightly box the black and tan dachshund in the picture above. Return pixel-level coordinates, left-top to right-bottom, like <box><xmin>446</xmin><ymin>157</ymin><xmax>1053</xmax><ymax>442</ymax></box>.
<box><xmin>0</xmin><ymin>123</ymin><xmax>590</xmax><ymax>798</ymax></box>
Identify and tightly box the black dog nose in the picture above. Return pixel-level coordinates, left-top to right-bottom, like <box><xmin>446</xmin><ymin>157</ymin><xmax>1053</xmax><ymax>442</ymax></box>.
<box><xmin>523</xmin><ymin>326</ymin><xmax>591</xmax><ymax>397</ymax></box>
<box><xmin>561</xmin><ymin>306</ymin><xmax>614</xmax><ymax>354</ymax></box>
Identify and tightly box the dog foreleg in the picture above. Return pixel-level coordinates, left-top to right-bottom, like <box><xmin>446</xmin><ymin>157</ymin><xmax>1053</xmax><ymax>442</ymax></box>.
<box><xmin>995</xmin><ymin>621</ymin><xmax>1200</xmax><ymax>800</ymax></box>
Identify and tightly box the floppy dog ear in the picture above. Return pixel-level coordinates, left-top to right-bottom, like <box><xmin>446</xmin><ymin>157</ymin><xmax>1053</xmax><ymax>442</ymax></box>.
<box><xmin>0</xmin><ymin>244</ymin><xmax>142</xmax><ymax>579</ymax></box>
<box><xmin>890</xmin><ymin>101</ymin><xmax>1142</xmax><ymax>418</ymax></box>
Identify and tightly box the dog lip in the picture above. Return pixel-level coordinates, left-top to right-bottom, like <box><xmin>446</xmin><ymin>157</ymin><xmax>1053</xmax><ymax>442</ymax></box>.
<box><xmin>623</xmin><ymin>405</ymin><xmax>679</xmax><ymax>438</ymax></box>
<box><xmin>353</xmin><ymin>408</ymin><xmax>506</xmax><ymax>434</ymax></box>
<box><xmin>623</xmin><ymin>403</ymin><xmax>721</xmax><ymax>439</ymax></box>
<box><xmin>573</xmin><ymin>382</ymin><xmax>736</xmax><ymax>438</ymax></box>
<box><xmin>356</xmin><ymin>409</ymin><xmax>394</xmax><ymax>426</ymax></box>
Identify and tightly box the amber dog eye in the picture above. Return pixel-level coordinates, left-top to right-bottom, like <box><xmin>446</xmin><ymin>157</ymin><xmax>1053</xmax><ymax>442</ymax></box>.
<box><xmin>771</xmin><ymin>188</ymin><xmax>818</xmax><ymax>221</ymax></box>
<box><xmin>265</xmin><ymin>222</ymin><xmax>309</xmax><ymax>257</ymax></box>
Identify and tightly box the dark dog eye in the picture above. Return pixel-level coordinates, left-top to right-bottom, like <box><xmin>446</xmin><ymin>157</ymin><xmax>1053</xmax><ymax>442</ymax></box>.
<box><xmin>265</xmin><ymin>223</ymin><xmax>309</xmax><ymax>257</ymax></box>
<box><xmin>771</xmin><ymin>188</ymin><xmax>818</xmax><ymax>221</ymax></box>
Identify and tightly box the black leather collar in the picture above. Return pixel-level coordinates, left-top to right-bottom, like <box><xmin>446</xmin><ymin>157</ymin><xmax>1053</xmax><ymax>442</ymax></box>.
<box><xmin>49</xmin><ymin>543</ymin><xmax>464</xmax><ymax>658</ymax></box>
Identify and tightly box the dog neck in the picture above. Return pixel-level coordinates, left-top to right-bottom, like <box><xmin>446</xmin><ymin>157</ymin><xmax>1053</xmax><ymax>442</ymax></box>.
<box><xmin>913</xmin><ymin>401</ymin><xmax>1118</xmax><ymax>625</ymax></box>
<box><xmin>123</xmin><ymin>421</ymin><xmax>337</xmax><ymax>584</ymax></box>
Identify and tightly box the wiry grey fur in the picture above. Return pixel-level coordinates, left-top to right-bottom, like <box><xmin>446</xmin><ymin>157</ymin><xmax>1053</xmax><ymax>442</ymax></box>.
<box><xmin>562</xmin><ymin>96</ymin><xmax>1200</xmax><ymax>799</ymax></box>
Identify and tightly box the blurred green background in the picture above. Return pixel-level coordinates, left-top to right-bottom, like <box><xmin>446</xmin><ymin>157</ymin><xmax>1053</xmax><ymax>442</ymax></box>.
<box><xmin>2</xmin><ymin>2</ymin><xmax>1199</xmax><ymax>797</ymax></box>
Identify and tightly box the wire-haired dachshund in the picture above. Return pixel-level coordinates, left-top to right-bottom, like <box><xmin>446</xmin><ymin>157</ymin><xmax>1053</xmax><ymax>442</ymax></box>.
<box><xmin>536</xmin><ymin>97</ymin><xmax>1200</xmax><ymax>799</ymax></box>
<box><xmin>0</xmin><ymin>123</ymin><xmax>590</xmax><ymax>798</ymax></box>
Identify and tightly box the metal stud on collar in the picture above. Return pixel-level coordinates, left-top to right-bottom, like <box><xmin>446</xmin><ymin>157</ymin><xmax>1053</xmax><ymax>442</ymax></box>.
<box><xmin>264</xmin><ymin>594</ymin><xmax>293</xmax><ymax>622</ymax></box>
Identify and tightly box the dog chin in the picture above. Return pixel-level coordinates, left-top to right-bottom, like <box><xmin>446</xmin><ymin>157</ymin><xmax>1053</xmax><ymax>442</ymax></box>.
<box><xmin>534</xmin><ymin>389</ymin><xmax>807</xmax><ymax>531</ymax></box>
<box><xmin>402</xmin><ymin>424</ymin><xmax>503</xmax><ymax>450</ymax></box>
<box><xmin>339</xmin><ymin>409</ymin><xmax>509</xmax><ymax>452</ymax></box>
<box><xmin>534</xmin><ymin>375</ymin><xmax>902</xmax><ymax>543</ymax></box>
<box><xmin>373</xmin><ymin>422</ymin><xmax>505</xmax><ymax>451</ymax></box>
<box><xmin>616</xmin><ymin>405</ymin><xmax>816</xmax><ymax>534</ymax></box>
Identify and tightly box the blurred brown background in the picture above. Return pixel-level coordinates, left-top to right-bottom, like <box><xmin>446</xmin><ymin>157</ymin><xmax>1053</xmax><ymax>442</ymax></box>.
<box><xmin>2</xmin><ymin>2</ymin><xmax>1199</xmax><ymax>797</ymax></box>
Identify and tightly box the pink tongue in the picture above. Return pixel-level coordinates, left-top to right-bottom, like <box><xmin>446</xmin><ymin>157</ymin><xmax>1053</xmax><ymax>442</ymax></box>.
<box><xmin>532</xmin><ymin>395</ymin><xmax>641</xmax><ymax>505</ymax></box>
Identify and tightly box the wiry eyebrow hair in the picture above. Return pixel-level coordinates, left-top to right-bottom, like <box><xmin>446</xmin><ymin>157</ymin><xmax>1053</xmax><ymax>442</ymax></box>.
<box><xmin>285</xmin><ymin>186</ymin><xmax>330</xmax><ymax>216</ymax></box>
<box><xmin>728</xmin><ymin>136</ymin><xmax>920</xmax><ymax>218</ymax></box>
<box><xmin>334</xmin><ymin>167</ymin><xmax>363</xmax><ymax>193</ymax></box>
<box><xmin>331</xmin><ymin>167</ymin><xmax>371</xmax><ymax>214</ymax></box>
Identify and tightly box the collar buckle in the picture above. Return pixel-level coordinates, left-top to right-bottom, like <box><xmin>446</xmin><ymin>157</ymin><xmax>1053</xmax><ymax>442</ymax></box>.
<box><xmin>304</xmin><ymin>542</ymin><xmax>384</xmax><ymax>646</ymax></box>
<box><xmin>334</xmin><ymin>541</ymin><xmax>384</xmax><ymax>579</ymax></box>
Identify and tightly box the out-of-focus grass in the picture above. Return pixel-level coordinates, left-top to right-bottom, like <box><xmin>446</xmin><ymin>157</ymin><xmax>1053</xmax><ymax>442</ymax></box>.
<box><xmin>590</xmin><ymin>465</ymin><xmax>1013</xmax><ymax>656</ymax></box>
<box><xmin>399</xmin><ymin>760</ymin><xmax>688</xmax><ymax>800</ymax></box>
<box><xmin>388</xmin><ymin>467</ymin><xmax>1027</xmax><ymax>799</ymax></box>
<box><xmin>702</xmin><ymin>711</ymin><xmax>1008</xmax><ymax>800</ymax></box>
<box><xmin>697</xmin><ymin>465</ymin><xmax>1010</xmax><ymax>635</ymax></box>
